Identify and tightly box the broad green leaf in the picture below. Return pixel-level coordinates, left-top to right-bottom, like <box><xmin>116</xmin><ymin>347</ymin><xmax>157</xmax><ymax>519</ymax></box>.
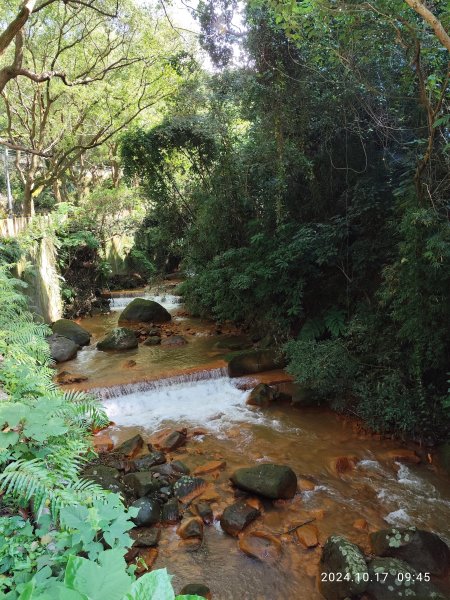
<box><xmin>124</xmin><ymin>569</ymin><xmax>174</xmax><ymax>600</ymax></box>
<box><xmin>64</xmin><ymin>551</ymin><xmax>131</xmax><ymax>600</ymax></box>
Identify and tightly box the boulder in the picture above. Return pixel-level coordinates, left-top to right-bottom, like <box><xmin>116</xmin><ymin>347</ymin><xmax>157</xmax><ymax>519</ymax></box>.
<box><xmin>220</xmin><ymin>501</ymin><xmax>260</xmax><ymax>536</ymax></box>
<box><xmin>230</xmin><ymin>464</ymin><xmax>297</xmax><ymax>500</ymax></box>
<box><xmin>52</xmin><ymin>319</ymin><xmax>91</xmax><ymax>346</ymax></box>
<box><xmin>131</xmin><ymin>498</ymin><xmax>161</xmax><ymax>527</ymax></box>
<box><xmin>161</xmin><ymin>497</ymin><xmax>180</xmax><ymax>524</ymax></box>
<box><xmin>246</xmin><ymin>383</ymin><xmax>278</xmax><ymax>408</ymax></box>
<box><xmin>97</xmin><ymin>328</ymin><xmax>138</xmax><ymax>351</ymax></box>
<box><xmin>238</xmin><ymin>530</ymin><xmax>282</xmax><ymax>563</ymax></box>
<box><xmin>366</xmin><ymin>557</ymin><xmax>448</xmax><ymax>600</ymax></box>
<box><xmin>123</xmin><ymin>472</ymin><xmax>165</xmax><ymax>498</ymax></box>
<box><xmin>143</xmin><ymin>336</ymin><xmax>161</xmax><ymax>346</ymax></box>
<box><xmin>319</xmin><ymin>535</ymin><xmax>369</xmax><ymax>600</ymax></box>
<box><xmin>177</xmin><ymin>517</ymin><xmax>204</xmax><ymax>540</ymax></box>
<box><xmin>119</xmin><ymin>298</ymin><xmax>171</xmax><ymax>323</ymax></box>
<box><xmin>173</xmin><ymin>476</ymin><xmax>206</xmax><ymax>502</ymax></box>
<box><xmin>114</xmin><ymin>434</ymin><xmax>144</xmax><ymax>458</ymax></box>
<box><xmin>179</xmin><ymin>584</ymin><xmax>211</xmax><ymax>600</ymax></box>
<box><xmin>47</xmin><ymin>334</ymin><xmax>79</xmax><ymax>363</ymax></box>
<box><xmin>370</xmin><ymin>527</ymin><xmax>450</xmax><ymax>576</ymax></box>
<box><xmin>161</xmin><ymin>335</ymin><xmax>187</xmax><ymax>347</ymax></box>
<box><xmin>134</xmin><ymin>451</ymin><xmax>166</xmax><ymax>471</ymax></box>
<box><xmin>83</xmin><ymin>465</ymin><xmax>123</xmax><ymax>494</ymax></box>
<box><xmin>130</xmin><ymin>527</ymin><xmax>161</xmax><ymax>548</ymax></box>
<box><xmin>160</xmin><ymin>429</ymin><xmax>187</xmax><ymax>451</ymax></box>
<box><xmin>227</xmin><ymin>349</ymin><xmax>286</xmax><ymax>377</ymax></box>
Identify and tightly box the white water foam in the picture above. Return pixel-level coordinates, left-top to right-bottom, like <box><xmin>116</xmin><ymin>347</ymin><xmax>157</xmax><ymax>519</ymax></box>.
<box><xmin>384</xmin><ymin>508</ymin><xmax>413</xmax><ymax>526</ymax></box>
<box><xmin>102</xmin><ymin>375</ymin><xmax>288</xmax><ymax>436</ymax></box>
<box><xmin>110</xmin><ymin>294</ymin><xmax>181</xmax><ymax>312</ymax></box>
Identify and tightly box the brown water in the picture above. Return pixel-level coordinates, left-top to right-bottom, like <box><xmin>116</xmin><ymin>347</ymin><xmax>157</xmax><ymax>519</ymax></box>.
<box><xmin>60</xmin><ymin>290</ymin><xmax>450</xmax><ymax>600</ymax></box>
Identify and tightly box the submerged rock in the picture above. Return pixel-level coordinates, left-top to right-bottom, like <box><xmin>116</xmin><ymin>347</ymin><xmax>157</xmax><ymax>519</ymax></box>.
<box><xmin>230</xmin><ymin>464</ymin><xmax>297</xmax><ymax>500</ymax></box>
<box><xmin>56</xmin><ymin>370</ymin><xmax>88</xmax><ymax>384</ymax></box>
<box><xmin>370</xmin><ymin>527</ymin><xmax>450</xmax><ymax>576</ymax></box>
<box><xmin>366</xmin><ymin>557</ymin><xmax>448</xmax><ymax>600</ymax></box>
<box><xmin>295</xmin><ymin>524</ymin><xmax>319</xmax><ymax>548</ymax></box>
<box><xmin>143</xmin><ymin>336</ymin><xmax>161</xmax><ymax>346</ymax></box>
<box><xmin>246</xmin><ymin>383</ymin><xmax>278</xmax><ymax>407</ymax></box>
<box><xmin>131</xmin><ymin>498</ymin><xmax>161</xmax><ymax>526</ymax></box>
<box><xmin>119</xmin><ymin>298</ymin><xmax>171</xmax><ymax>323</ymax></box>
<box><xmin>227</xmin><ymin>349</ymin><xmax>286</xmax><ymax>377</ymax></box>
<box><xmin>47</xmin><ymin>333</ymin><xmax>79</xmax><ymax>363</ymax></box>
<box><xmin>97</xmin><ymin>327</ymin><xmax>138</xmax><ymax>351</ymax></box>
<box><xmin>319</xmin><ymin>535</ymin><xmax>368</xmax><ymax>600</ymax></box>
<box><xmin>52</xmin><ymin>319</ymin><xmax>91</xmax><ymax>346</ymax></box>
<box><xmin>177</xmin><ymin>516</ymin><xmax>204</xmax><ymax>540</ymax></box>
<box><xmin>161</xmin><ymin>497</ymin><xmax>180</xmax><ymax>524</ymax></box>
<box><xmin>161</xmin><ymin>335</ymin><xmax>187</xmax><ymax>347</ymax></box>
<box><xmin>192</xmin><ymin>501</ymin><xmax>213</xmax><ymax>525</ymax></box>
<box><xmin>238</xmin><ymin>530</ymin><xmax>282</xmax><ymax>563</ymax></box>
<box><xmin>171</xmin><ymin>460</ymin><xmax>190</xmax><ymax>475</ymax></box>
<box><xmin>179</xmin><ymin>584</ymin><xmax>211</xmax><ymax>600</ymax></box>
<box><xmin>220</xmin><ymin>501</ymin><xmax>260</xmax><ymax>537</ymax></box>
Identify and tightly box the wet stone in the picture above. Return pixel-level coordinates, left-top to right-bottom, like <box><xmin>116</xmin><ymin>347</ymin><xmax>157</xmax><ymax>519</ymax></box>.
<box><xmin>160</xmin><ymin>429</ymin><xmax>187</xmax><ymax>451</ymax></box>
<box><xmin>133</xmin><ymin>451</ymin><xmax>166</xmax><ymax>471</ymax></box>
<box><xmin>143</xmin><ymin>336</ymin><xmax>161</xmax><ymax>346</ymax></box>
<box><xmin>192</xmin><ymin>501</ymin><xmax>214</xmax><ymax>525</ymax></box>
<box><xmin>319</xmin><ymin>535</ymin><xmax>369</xmax><ymax>600</ymax></box>
<box><xmin>220</xmin><ymin>501</ymin><xmax>261</xmax><ymax>537</ymax></box>
<box><xmin>131</xmin><ymin>498</ymin><xmax>161</xmax><ymax>527</ymax></box>
<box><xmin>179</xmin><ymin>584</ymin><xmax>212</xmax><ymax>599</ymax></box>
<box><xmin>83</xmin><ymin>465</ymin><xmax>123</xmax><ymax>494</ymax></box>
<box><xmin>114</xmin><ymin>434</ymin><xmax>144</xmax><ymax>458</ymax></box>
<box><xmin>171</xmin><ymin>460</ymin><xmax>190</xmax><ymax>475</ymax></box>
<box><xmin>173</xmin><ymin>476</ymin><xmax>207</xmax><ymax>502</ymax></box>
<box><xmin>238</xmin><ymin>530</ymin><xmax>282</xmax><ymax>563</ymax></box>
<box><xmin>123</xmin><ymin>472</ymin><xmax>165</xmax><ymax>498</ymax></box>
<box><xmin>230</xmin><ymin>463</ymin><xmax>297</xmax><ymax>500</ymax></box>
<box><xmin>130</xmin><ymin>527</ymin><xmax>161</xmax><ymax>548</ymax></box>
<box><xmin>161</xmin><ymin>497</ymin><xmax>180</xmax><ymax>524</ymax></box>
<box><xmin>370</xmin><ymin>527</ymin><xmax>450</xmax><ymax>576</ymax></box>
<box><xmin>177</xmin><ymin>516</ymin><xmax>204</xmax><ymax>540</ymax></box>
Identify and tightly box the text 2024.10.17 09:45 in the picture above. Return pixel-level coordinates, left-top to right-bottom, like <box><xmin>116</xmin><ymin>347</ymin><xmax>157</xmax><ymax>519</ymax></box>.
<box><xmin>320</xmin><ymin>572</ymin><xmax>431</xmax><ymax>583</ymax></box>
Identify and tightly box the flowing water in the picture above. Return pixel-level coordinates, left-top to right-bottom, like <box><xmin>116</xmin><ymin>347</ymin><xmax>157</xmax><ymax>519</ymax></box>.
<box><xmin>59</xmin><ymin>288</ymin><xmax>450</xmax><ymax>599</ymax></box>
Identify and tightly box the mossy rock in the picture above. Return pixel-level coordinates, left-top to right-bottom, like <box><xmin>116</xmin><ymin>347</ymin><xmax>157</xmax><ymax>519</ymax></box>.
<box><xmin>230</xmin><ymin>463</ymin><xmax>297</xmax><ymax>499</ymax></box>
<box><xmin>366</xmin><ymin>557</ymin><xmax>448</xmax><ymax>600</ymax></box>
<box><xmin>52</xmin><ymin>319</ymin><xmax>91</xmax><ymax>346</ymax></box>
<box><xmin>370</xmin><ymin>527</ymin><xmax>450</xmax><ymax>576</ymax></box>
<box><xmin>319</xmin><ymin>535</ymin><xmax>369</xmax><ymax>600</ymax></box>
<box><xmin>97</xmin><ymin>328</ymin><xmax>138</xmax><ymax>351</ymax></box>
<box><xmin>119</xmin><ymin>298</ymin><xmax>171</xmax><ymax>323</ymax></box>
<box><xmin>227</xmin><ymin>348</ymin><xmax>286</xmax><ymax>377</ymax></box>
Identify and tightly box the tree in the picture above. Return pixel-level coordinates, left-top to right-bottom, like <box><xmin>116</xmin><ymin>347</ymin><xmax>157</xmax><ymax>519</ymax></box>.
<box><xmin>1</xmin><ymin>1</ymin><xmax>185</xmax><ymax>214</ymax></box>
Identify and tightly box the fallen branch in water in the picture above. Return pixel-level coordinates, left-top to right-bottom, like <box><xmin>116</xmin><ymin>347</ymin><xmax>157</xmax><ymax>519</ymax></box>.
<box><xmin>273</xmin><ymin>518</ymin><xmax>316</xmax><ymax>536</ymax></box>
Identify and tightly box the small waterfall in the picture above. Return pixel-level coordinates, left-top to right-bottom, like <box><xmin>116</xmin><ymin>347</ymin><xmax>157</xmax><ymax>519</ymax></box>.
<box><xmin>92</xmin><ymin>367</ymin><xmax>229</xmax><ymax>400</ymax></box>
<box><xmin>110</xmin><ymin>294</ymin><xmax>182</xmax><ymax>312</ymax></box>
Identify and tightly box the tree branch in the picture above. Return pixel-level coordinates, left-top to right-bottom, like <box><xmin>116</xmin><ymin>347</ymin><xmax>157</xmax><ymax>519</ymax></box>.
<box><xmin>0</xmin><ymin>138</ymin><xmax>52</xmax><ymax>157</ymax></box>
<box><xmin>404</xmin><ymin>0</ymin><xmax>450</xmax><ymax>52</ymax></box>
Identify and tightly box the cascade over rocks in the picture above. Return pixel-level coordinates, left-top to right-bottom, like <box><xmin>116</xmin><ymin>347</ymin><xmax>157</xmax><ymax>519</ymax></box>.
<box><xmin>220</xmin><ymin>501</ymin><xmax>261</xmax><ymax>536</ymax></box>
<box><xmin>370</xmin><ymin>527</ymin><xmax>450</xmax><ymax>576</ymax></box>
<box><xmin>97</xmin><ymin>327</ymin><xmax>138</xmax><ymax>351</ymax></box>
<box><xmin>230</xmin><ymin>464</ymin><xmax>297</xmax><ymax>499</ymax></box>
<box><xmin>119</xmin><ymin>298</ymin><xmax>171</xmax><ymax>323</ymax></box>
<box><xmin>319</xmin><ymin>535</ymin><xmax>368</xmax><ymax>600</ymax></box>
<box><xmin>47</xmin><ymin>334</ymin><xmax>79</xmax><ymax>362</ymax></box>
<box><xmin>227</xmin><ymin>348</ymin><xmax>286</xmax><ymax>377</ymax></box>
<box><xmin>51</xmin><ymin>319</ymin><xmax>91</xmax><ymax>346</ymax></box>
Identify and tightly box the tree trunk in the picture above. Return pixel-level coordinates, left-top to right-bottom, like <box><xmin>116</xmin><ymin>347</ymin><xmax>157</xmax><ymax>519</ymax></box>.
<box><xmin>23</xmin><ymin>180</ymin><xmax>35</xmax><ymax>216</ymax></box>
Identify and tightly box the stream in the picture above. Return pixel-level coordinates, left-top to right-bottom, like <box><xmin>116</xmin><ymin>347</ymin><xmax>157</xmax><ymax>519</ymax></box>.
<box><xmin>58</xmin><ymin>286</ymin><xmax>450</xmax><ymax>600</ymax></box>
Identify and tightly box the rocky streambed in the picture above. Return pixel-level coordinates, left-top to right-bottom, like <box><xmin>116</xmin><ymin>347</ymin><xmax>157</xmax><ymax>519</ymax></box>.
<box><xmin>50</xmin><ymin>285</ymin><xmax>450</xmax><ymax>599</ymax></box>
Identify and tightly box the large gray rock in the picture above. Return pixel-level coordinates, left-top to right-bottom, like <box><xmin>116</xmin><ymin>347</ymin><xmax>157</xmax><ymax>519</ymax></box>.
<box><xmin>230</xmin><ymin>464</ymin><xmax>297</xmax><ymax>499</ymax></box>
<box><xmin>131</xmin><ymin>498</ymin><xmax>161</xmax><ymax>526</ymax></box>
<box><xmin>227</xmin><ymin>349</ymin><xmax>285</xmax><ymax>377</ymax></box>
<box><xmin>47</xmin><ymin>333</ymin><xmax>79</xmax><ymax>363</ymax></box>
<box><xmin>119</xmin><ymin>298</ymin><xmax>171</xmax><ymax>323</ymax></box>
<box><xmin>319</xmin><ymin>535</ymin><xmax>368</xmax><ymax>600</ymax></box>
<box><xmin>370</xmin><ymin>527</ymin><xmax>450</xmax><ymax>576</ymax></box>
<box><xmin>52</xmin><ymin>319</ymin><xmax>91</xmax><ymax>346</ymax></box>
<box><xmin>366</xmin><ymin>557</ymin><xmax>448</xmax><ymax>600</ymax></box>
<box><xmin>97</xmin><ymin>328</ymin><xmax>138</xmax><ymax>351</ymax></box>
